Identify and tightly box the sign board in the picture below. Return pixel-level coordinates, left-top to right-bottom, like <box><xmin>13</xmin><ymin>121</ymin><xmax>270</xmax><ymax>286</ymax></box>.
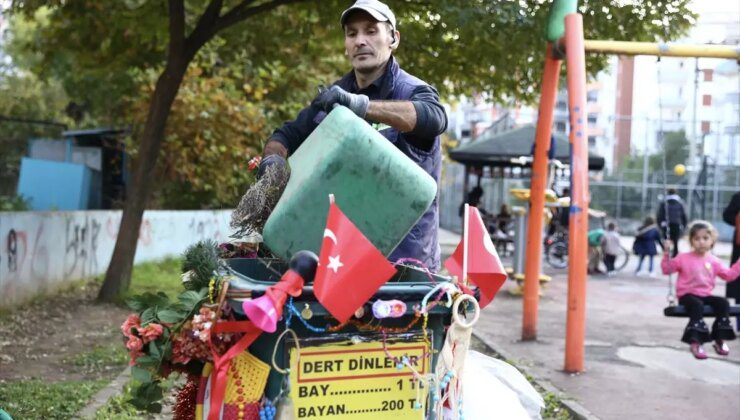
<box><xmin>289</xmin><ymin>334</ymin><xmax>430</xmax><ymax>419</ymax></box>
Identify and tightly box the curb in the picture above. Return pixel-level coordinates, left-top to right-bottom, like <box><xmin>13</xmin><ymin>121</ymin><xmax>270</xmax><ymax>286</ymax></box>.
<box><xmin>472</xmin><ymin>331</ymin><xmax>600</xmax><ymax>420</ymax></box>
<box><xmin>77</xmin><ymin>367</ymin><xmax>131</xmax><ymax>419</ymax></box>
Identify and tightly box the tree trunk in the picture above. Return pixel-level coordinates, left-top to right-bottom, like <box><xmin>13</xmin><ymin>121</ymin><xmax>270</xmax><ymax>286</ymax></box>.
<box><xmin>98</xmin><ymin>62</ymin><xmax>188</xmax><ymax>301</ymax></box>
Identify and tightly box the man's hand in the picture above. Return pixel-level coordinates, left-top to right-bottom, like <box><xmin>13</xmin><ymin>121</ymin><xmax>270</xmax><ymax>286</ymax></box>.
<box><xmin>257</xmin><ymin>154</ymin><xmax>287</xmax><ymax>179</ymax></box>
<box><xmin>312</xmin><ymin>85</ymin><xmax>369</xmax><ymax>118</ymax></box>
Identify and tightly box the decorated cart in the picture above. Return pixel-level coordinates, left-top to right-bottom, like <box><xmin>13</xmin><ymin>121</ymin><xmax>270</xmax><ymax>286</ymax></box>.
<box><xmin>121</xmin><ymin>107</ymin><xmax>531</xmax><ymax>419</ymax></box>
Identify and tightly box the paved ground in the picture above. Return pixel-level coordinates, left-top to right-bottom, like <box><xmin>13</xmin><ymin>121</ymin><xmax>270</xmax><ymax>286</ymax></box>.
<box><xmin>439</xmin><ymin>229</ymin><xmax>740</xmax><ymax>420</ymax></box>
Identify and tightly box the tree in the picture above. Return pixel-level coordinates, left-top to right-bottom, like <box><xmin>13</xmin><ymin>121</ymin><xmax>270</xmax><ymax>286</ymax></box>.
<box><xmin>6</xmin><ymin>0</ymin><xmax>696</xmax><ymax>300</ymax></box>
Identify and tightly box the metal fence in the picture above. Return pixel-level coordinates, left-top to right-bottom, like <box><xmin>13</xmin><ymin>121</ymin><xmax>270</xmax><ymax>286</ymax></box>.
<box><xmin>439</xmin><ymin>161</ymin><xmax>740</xmax><ymax>241</ymax></box>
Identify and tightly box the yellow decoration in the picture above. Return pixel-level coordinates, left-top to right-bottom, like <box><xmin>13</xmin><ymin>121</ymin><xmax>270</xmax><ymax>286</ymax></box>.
<box><xmin>509</xmin><ymin>188</ymin><xmax>559</xmax><ymax>202</ymax></box>
<box><xmin>224</xmin><ymin>351</ymin><xmax>271</xmax><ymax>405</ymax></box>
<box><xmin>674</xmin><ymin>164</ymin><xmax>686</xmax><ymax>176</ymax></box>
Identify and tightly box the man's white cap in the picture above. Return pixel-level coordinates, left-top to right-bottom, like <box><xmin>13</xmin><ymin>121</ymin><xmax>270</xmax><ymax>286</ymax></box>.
<box><xmin>340</xmin><ymin>0</ymin><xmax>397</xmax><ymax>31</ymax></box>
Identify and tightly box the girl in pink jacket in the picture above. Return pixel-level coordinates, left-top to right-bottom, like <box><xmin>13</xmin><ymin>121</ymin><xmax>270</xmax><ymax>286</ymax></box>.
<box><xmin>662</xmin><ymin>221</ymin><xmax>740</xmax><ymax>359</ymax></box>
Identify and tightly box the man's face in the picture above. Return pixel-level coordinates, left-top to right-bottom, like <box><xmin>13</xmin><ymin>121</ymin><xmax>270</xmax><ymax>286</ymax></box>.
<box><xmin>344</xmin><ymin>12</ymin><xmax>396</xmax><ymax>74</ymax></box>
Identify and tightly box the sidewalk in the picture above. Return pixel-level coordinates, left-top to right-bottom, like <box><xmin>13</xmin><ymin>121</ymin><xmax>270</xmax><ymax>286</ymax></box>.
<box><xmin>439</xmin><ymin>229</ymin><xmax>740</xmax><ymax>420</ymax></box>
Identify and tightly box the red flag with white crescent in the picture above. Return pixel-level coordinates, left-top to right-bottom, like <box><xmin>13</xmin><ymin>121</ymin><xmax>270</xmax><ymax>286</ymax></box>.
<box><xmin>444</xmin><ymin>205</ymin><xmax>507</xmax><ymax>308</ymax></box>
<box><xmin>314</xmin><ymin>199</ymin><xmax>397</xmax><ymax>323</ymax></box>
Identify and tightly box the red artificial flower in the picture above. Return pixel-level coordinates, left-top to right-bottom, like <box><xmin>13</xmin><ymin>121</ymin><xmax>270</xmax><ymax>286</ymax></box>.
<box><xmin>121</xmin><ymin>314</ymin><xmax>141</xmax><ymax>338</ymax></box>
<box><xmin>247</xmin><ymin>156</ymin><xmax>262</xmax><ymax>171</ymax></box>
<box><xmin>138</xmin><ymin>323</ymin><xmax>164</xmax><ymax>343</ymax></box>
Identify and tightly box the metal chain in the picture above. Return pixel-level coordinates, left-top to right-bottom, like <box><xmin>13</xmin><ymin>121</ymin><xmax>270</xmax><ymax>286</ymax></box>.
<box><xmin>656</xmin><ymin>53</ymin><xmax>677</xmax><ymax>306</ymax></box>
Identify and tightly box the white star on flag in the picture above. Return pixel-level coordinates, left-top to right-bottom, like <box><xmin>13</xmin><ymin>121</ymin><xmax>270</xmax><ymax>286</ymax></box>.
<box><xmin>327</xmin><ymin>255</ymin><xmax>344</xmax><ymax>273</ymax></box>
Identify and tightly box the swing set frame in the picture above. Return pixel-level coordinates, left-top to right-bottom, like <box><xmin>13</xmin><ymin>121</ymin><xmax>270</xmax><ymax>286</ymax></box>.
<box><xmin>521</xmin><ymin>0</ymin><xmax>740</xmax><ymax>373</ymax></box>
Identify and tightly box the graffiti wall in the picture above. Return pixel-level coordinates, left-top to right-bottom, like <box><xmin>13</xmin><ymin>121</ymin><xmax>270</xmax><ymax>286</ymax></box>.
<box><xmin>0</xmin><ymin>210</ymin><xmax>232</xmax><ymax>308</ymax></box>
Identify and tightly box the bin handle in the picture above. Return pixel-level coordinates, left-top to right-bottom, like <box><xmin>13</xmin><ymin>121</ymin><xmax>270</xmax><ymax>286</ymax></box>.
<box><xmin>271</xmin><ymin>327</ymin><xmax>300</xmax><ymax>375</ymax></box>
<box><xmin>451</xmin><ymin>294</ymin><xmax>480</xmax><ymax>328</ymax></box>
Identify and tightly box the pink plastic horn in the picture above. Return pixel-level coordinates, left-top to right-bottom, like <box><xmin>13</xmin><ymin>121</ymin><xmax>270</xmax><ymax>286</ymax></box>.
<box><xmin>242</xmin><ymin>251</ymin><xmax>318</xmax><ymax>332</ymax></box>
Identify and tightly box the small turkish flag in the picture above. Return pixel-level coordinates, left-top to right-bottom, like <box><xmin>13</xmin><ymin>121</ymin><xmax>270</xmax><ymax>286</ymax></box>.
<box><xmin>444</xmin><ymin>205</ymin><xmax>507</xmax><ymax>309</ymax></box>
<box><xmin>314</xmin><ymin>198</ymin><xmax>397</xmax><ymax>323</ymax></box>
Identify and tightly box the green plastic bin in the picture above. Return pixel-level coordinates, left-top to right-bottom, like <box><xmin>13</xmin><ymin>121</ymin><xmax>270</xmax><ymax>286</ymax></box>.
<box><xmin>262</xmin><ymin>106</ymin><xmax>437</xmax><ymax>260</ymax></box>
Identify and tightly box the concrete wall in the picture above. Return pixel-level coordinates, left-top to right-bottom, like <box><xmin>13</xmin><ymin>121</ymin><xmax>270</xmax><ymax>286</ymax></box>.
<box><xmin>0</xmin><ymin>210</ymin><xmax>232</xmax><ymax>308</ymax></box>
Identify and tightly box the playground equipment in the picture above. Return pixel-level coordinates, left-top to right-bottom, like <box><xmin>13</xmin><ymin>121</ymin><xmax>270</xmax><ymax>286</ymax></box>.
<box><xmin>523</xmin><ymin>0</ymin><xmax>740</xmax><ymax>372</ymax></box>
<box><xmin>506</xmin><ymin>204</ymin><xmax>551</xmax><ymax>295</ymax></box>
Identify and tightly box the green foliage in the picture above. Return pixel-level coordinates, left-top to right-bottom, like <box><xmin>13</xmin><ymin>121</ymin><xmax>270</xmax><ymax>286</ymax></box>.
<box><xmin>181</xmin><ymin>239</ymin><xmax>220</xmax><ymax>290</ymax></box>
<box><xmin>125</xmin><ymin>257</ymin><xmax>183</xmax><ymax>300</ymax></box>
<box><xmin>64</xmin><ymin>344</ymin><xmax>129</xmax><ymax>374</ymax></box>
<box><xmin>0</xmin><ymin>378</ymin><xmax>108</xmax><ymax>420</ymax></box>
<box><xmin>0</xmin><ymin>194</ymin><xmax>31</xmax><ymax>211</ymax></box>
<box><xmin>542</xmin><ymin>391</ymin><xmax>575</xmax><ymax>420</ymax></box>
<box><xmin>3</xmin><ymin>0</ymin><xmax>696</xmax><ymax>207</ymax></box>
<box><xmin>617</xmin><ymin>130</ymin><xmax>689</xmax><ymax>177</ymax></box>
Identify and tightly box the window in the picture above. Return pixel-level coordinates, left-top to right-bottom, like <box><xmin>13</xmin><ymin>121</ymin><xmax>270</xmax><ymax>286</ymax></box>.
<box><xmin>556</xmin><ymin>101</ymin><xmax>567</xmax><ymax>110</ymax></box>
<box><xmin>587</xmin><ymin>90</ymin><xmax>598</xmax><ymax>102</ymax></box>
<box><xmin>703</xmin><ymin>69</ymin><xmax>713</xmax><ymax>82</ymax></box>
<box><xmin>701</xmin><ymin>121</ymin><xmax>710</xmax><ymax>134</ymax></box>
<box><xmin>555</xmin><ymin>121</ymin><xmax>567</xmax><ymax>132</ymax></box>
<box><xmin>587</xmin><ymin>114</ymin><xmax>597</xmax><ymax>124</ymax></box>
<box><xmin>702</xmin><ymin>94</ymin><xmax>712</xmax><ymax>106</ymax></box>
<box><xmin>588</xmin><ymin>136</ymin><xmax>597</xmax><ymax>146</ymax></box>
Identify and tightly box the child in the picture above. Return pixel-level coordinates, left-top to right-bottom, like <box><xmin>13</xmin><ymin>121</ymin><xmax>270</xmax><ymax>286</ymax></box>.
<box><xmin>633</xmin><ymin>216</ymin><xmax>663</xmax><ymax>277</ymax></box>
<box><xmin>661</xmin><ymin>221</ymin><xmax>740</xmax><ymax>359</ymax></box>
<box><xmin>601</xmin><ymin>222</ymin><xmax>621</xmax><ymax>276</ymax></box>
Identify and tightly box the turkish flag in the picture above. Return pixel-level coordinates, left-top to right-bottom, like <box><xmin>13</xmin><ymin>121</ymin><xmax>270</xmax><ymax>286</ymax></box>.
<box><xmin>444</xmin><ymin>205</ymin><xmax>507</xmax><ymax>309</ymax></box>
<box><xmin>314</xmin><ymin>200</ymin><xmax>397</xmax><ymax>323</ymax></box>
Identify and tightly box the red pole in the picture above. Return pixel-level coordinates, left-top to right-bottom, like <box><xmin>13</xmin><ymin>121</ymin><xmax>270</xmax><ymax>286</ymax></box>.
<box><xmin>564</xmin><ymin>13</ymin><xmax>589</xmax><ymax>373</ymax></box>
<box><xmin>522</xmin><ymin>45</ymin><xmax>562</xmax><ymax>341</ymax></box>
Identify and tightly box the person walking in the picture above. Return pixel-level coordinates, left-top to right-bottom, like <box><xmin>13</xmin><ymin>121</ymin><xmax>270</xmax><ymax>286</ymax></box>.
<box><xmin>657</xmin><ymin>188</ymin><xmax>687</xmax><ymax>257</ymax></box>
<box><xmin>632</xmin><ymin>216</ymin><xmax>663</xmax><ymax>277</ymax></box>
<box><xmin>601</xmin><ymin>222</ymin><xmax>622</xmax><ymax>276</ymax></box>
<box><xmin>722</xmin><ymin>191</ymin><xmax>740</xmax><ymax>330</ymax></box>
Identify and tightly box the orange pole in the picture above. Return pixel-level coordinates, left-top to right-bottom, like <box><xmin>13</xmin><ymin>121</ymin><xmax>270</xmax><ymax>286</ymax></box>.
<box><xmin>522</xmin><ymin>45</ymin><xmax>562</xmax><ymax>341</ymax></box>
<box><xmin>564</xmin><ymin>13</ymin><xmax>589</xmax><ymax>373</ymax></box>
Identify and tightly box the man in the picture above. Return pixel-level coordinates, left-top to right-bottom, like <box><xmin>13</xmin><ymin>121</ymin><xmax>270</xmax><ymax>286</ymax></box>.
<box><xmin>657</xmin><ymin>187</ymin><xmax>687</xmax><ymax>257</ymax></box>
<box><xmin>258</xmin><ymin>0</ymin><xmax>447</xmax><ymax>271</ymax></box>
<box><xmin>722</xmin><ymin>192</ymin><xmax>740</xmax><ymax>330</ymax></box>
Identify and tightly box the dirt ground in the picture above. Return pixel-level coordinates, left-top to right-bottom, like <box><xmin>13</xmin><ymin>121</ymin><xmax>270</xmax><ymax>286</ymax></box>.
<box><xmin>0</xmin><ymin>281</ymin><xmax>130</xmax><ymax>383</ymax></box>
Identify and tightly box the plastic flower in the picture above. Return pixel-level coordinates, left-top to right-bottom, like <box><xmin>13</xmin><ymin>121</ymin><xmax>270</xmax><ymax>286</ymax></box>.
<box><xmin>248</xmin><ymin>156</ymin><xmax>262</xmax><ymax>171</ymax></box>
<box><xmin>126</xmin><ymin>335</ymin><xmax>144</xmax><ymax>352</ymax></box>
<box><xmin>191</xmin><ymin>307</ymin><xmax>216</xmax><ymax>342</ymax></box>
<box><xmin>121</xmin><ymin>314</ymin><xmax>141</xmax><ymax>337</ymax></box>
<box><xmin>138</xmin><ymin>323</ymin><xmax>164</xmax><ymax>343</ymax></box>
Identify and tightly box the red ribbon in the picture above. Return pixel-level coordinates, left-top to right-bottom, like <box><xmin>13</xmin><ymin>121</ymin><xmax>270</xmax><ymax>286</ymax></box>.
<box><xmin>207</xmin><ymin>320</ymin><xmax>262</xmax><ymax>420</ymax></box>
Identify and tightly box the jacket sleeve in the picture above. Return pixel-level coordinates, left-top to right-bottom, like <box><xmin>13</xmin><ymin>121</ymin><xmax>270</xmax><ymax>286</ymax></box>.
<box><xmin>656</xmin><ymin>204</ymin><xmax>665</xmax><ymax>226</ymax></box>
<box><xmin>270</xmin><ymin>104</ymin><xmax>321</xmax><ymax>155</ymax></box>
<box><xmin>722</xmin><ymin>193</ymin><xmax>740</xmax><ymax>226</ymax></box>
<box><xmin>402</xmin><ymin>85</ymin><xmax>448</xmax><ymax>151</ymax></box>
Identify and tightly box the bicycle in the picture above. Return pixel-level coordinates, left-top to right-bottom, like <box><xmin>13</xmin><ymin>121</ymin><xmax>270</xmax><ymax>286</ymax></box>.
<box><xmin>544</xmin><ymin>230</ymin><xmax>630</xmax><ymax>272</ymax></box>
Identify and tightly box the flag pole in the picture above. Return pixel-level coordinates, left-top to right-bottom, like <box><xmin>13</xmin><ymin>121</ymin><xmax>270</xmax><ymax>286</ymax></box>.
<box><xmin>462</xmin><ymin>203</ymin><xmax>470</xmax><ymax>285</ymax></box>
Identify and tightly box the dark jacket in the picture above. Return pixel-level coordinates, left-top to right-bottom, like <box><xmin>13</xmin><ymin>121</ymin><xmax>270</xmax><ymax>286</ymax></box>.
<box><xmin>723</xmin><ymin>192</ymin><xmax>740</xmax><ymax>299</ymax></box>
<box><xmin>271</xmin><ymin>57</ymin><xmax>447</xmax><ymax>271</ymax></box>
<box><xmin>656</xmin><ymin>194</ymin><xmax>687</xmax><ymax>228</ymax></box>
<box><xmin>632</xmin><ymin>224</ymin><xmax>662</xmax><ymax>256</ymax></box>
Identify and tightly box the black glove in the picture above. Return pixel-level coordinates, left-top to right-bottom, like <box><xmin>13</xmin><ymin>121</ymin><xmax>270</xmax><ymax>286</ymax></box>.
<box><xmin>257</xmin><ymin>154</ymin><xmax>287</xmax><ymax>179</ymax></box>
<box><xmin>312</xmin><ymin>85</ymin><xmax>369</xmax><ymax>118</ymax></box>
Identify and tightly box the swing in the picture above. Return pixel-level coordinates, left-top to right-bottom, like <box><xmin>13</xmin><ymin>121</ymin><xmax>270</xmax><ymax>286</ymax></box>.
<box><xmin>654</xmin><ymin>54</ymin><xmax>740</xmax><ymax>318</ymax></box>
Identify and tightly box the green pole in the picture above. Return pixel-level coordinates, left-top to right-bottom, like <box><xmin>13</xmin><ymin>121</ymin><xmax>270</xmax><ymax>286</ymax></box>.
<box><xmin>545</xmin><ymin>0</ymin><xmax>578</xmax><ymax>42</ymax></box>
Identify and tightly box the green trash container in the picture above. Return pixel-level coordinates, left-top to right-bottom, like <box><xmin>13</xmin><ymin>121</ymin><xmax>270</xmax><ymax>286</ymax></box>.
<box><xmin>224</xmin><ymin>258</ymin><xmax>452</xmax><ymax>418</ymax></box>
<box><xmin>262</xmin><ymin>106</ymin><xmax>437</xmax><ymax>261</ymax></box>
